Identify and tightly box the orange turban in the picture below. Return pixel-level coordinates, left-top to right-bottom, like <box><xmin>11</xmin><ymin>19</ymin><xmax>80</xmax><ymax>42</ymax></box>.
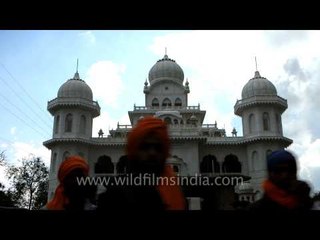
<box><xmin>126</xmin><ymin>116</ymin><xmax>170</xmax><ymax>161</ymax></box>
<box><xmin>46</xmin><ymin>155</ymin><xmax>89</xmax><ymax>210</ymax></box>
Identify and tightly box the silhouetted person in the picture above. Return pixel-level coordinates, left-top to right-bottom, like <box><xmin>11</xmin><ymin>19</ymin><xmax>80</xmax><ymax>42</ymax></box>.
<box><xmin>249</xmin><ymin>150</ymin><xmax>312</xmax><ymax>211</ymax></box>
<box><xmin>45</xmin><ymin>155</ymin><xmax>96</xmax><ymax>210</ymax></box>
<box><xmin>98</xmin><ymin>116</ymin><xmax>186</xmax><ymax>211</ymax></box>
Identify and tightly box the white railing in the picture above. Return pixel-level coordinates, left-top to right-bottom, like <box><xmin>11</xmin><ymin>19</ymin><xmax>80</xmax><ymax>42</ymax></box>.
<box><xmin>202</xmin><ymin>123</ymin><xmax>217</xmax><ymax>128</ymax></box>
<box><xmin>133</xmin><ymin>105</ymin><xmax>201</xmax><ymax>111</ymax></box>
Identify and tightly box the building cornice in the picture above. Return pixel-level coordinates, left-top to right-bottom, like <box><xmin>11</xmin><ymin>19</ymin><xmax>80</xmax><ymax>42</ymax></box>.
<box><xmin>43</xmin><ymin>135</ymin><xmax>292</xmax><ymax>149</ymax></box>
<box><xmin>47</xmin><ymin>98</ymin><xmax>100</xmax><ymax>117</ymax></box>
<box><xmin>170</xmin><ymin>136</ymin><xmax>208</xmax><ymax>142</ymax></box>
<box><xmin>206</xmin><ymin>135</ymin><xmax>293</xmax><ymax>146</ymax></box>
<box><xmin>234</xmin><ymin>95</ymin><xmax>287</xmax><ymax>116</ymax></box>
<box><xmin>43</xmin><ymin>137</ymin><xmax>126</xmax><ymax>149</ymax></box>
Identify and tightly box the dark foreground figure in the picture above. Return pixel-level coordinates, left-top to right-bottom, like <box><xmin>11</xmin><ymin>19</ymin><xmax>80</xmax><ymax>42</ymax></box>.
<box><xmin>249</xmin><ymin>150</ymin><xmax>313</xmax><ymax>211</ymax></box>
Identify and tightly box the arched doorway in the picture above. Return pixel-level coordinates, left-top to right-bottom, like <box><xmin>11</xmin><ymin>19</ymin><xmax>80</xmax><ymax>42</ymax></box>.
<box><xmin>222</xmin><ymin>154</ymin><xmax>241</xmax><ymax>173</ymax></box>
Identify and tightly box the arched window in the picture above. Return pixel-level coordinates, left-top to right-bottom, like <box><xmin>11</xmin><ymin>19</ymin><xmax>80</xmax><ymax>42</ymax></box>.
<box><xmin>222</xmin><ymin>154</ymin><xmax>241</xmax><ymax>173</ymax></box>
<box><xmin>276</xmin><ymin>114</ymin><xmax>281</xmax><ymax>133</ymax></box>
<box><xmin>174</xmin><ymin>119</ymin><xmax>179</xmax><ymax>125</ymax></box>
<box><xmin>63</xmin><ymin>151</ymin><xmax>70</xmax><ymax>161</ymax></box>
<box><xmin>263</xmin><ymin>112</ymin><xmax>270</xmax><ymax>131</ymax></box>
<box><xmin>162</xmin><ymin>98</ymin><xmax>172</xmax><ymax>107</ymax></box>
<box><xmin>95</xmin><ymin>155</ymin><xmax>114</xmax><ymax>174</ymax></box>
<box><xmin>116</xmin><ymin>156</ymin><xmax>128</xmax><ymax>174</ymax></box>
<box><xmin>80</xmin><ymin>115</ymin><xmax>86</xmax><ymax>134</ymax></box>
<box><xmin>65</xmin><ymin>113</ymin><xmax>73</xmax><ymax>132</ymax></box>
<box><xmin>54</xmin><ymin>115</ymin><xmax>60</xmax><ymax>134</ymax></box>
<box><xmin>200</xmin><ymin>155</ymin><xmax>220</xmax><ymax>173</ymax></box>
<box><xmin>152</xmin><ymin>98</ymin><xmax>159</xmax><ymax>107</ymax></box>
<box><xmin>164</xmin><ymin>117</ymin><xmax>172</xmax><ymax>125</ymax></box>
<box><xmin>249</xmin><ymin>113</ymin><xmax>255</xmax><ymax>133</ymax></box>
<box><xmin>251</xmin><ymin>151</ymin><xmax>258</xmax><ymax>171</ymax></box>
<box><xmin>175</xmin><ymin>98</ymin><xmax>182</xmax><ymax>107</ymax></box>
<box><xmin>167</xmin><ymin>155</ymin><xmax>185</xmax><ymax>175</ymax></box>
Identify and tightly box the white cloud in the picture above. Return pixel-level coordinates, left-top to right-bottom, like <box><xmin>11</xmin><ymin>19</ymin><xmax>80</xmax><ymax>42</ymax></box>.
<box><xmin>291</xmin><ymin>138</ymin><xmax>320</xmax><ymax>168</ymax></box>
<box><xmin>10</xmin><ymin>127</ymin><xmax>17</xmax><ymax>135</ymax></box>
<box><xmin>10</xmin><ymin>142</ymin><xmax>51</xmax><ymax>167</ymax></box>
<box><xmin>92</xmin><ymin>112</ymin><xmax>130</xmax><ymax>138</ymax></box>
<box><xmin>79</xmin><ymin>31</ymin><xmax>96</xmax><ymax>44</ymax></box>
<box><xmin>264</xmin><ymin>30</ymin><xmax>309</xmax><ymax>47</ymax></box>
<box><xmin>86</xmin><ymin>61</ymin><xmax>125</xmax><ymax>108</ymax></box>
<box><xmin>0</xmin><ymin>143</ymin><xmax>8</xmax><ymax>148</ymax></box>
<box><xmin>92</xmin><ymin>112</ymin><xmax>116</xmax><ymax>138</ymax></box>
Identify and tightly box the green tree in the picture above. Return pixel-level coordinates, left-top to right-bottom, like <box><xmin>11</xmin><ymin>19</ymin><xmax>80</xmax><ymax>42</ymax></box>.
<box><xmin>0</xmin><ymin>182</ymin><xmax>16</xmax><ymax>207</ymax></box>
<box><xmin>0</xmin><ymin>150</ymin><xmax>16</xmax><ymax>208</ymax></box>
<box><xmin>33</xmin><ymin>180</ymin><xmax>49</xmax><ymax>210</ymax></box>
<box><xmin>6</xmin><ymin>155</ymin><xmax>49</xmax><ymax>210</ymax></box>
<box><xmin>0</xmin><ymin>150</ymin><xmax>6</xmax><ymax>166</ymax></box>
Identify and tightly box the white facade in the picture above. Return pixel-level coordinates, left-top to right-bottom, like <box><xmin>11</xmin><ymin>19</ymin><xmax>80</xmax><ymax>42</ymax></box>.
<box><xmin>44</xmin><ymin>54</ymin><xmax>292</xmax><ymax>209</ymax></box>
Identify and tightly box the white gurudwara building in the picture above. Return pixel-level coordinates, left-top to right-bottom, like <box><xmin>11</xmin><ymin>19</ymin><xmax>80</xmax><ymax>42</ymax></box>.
<box><xmin>44</xmin><ymin>53</ymin><xmax>292</xmax><ymax>210</ymax></box>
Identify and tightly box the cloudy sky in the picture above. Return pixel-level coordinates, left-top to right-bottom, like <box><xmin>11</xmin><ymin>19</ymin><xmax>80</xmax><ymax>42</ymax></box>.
<box><xmin>0</xmin><ymin>30</ymin><xmax>319</xmax><ymax>192</ymax></box>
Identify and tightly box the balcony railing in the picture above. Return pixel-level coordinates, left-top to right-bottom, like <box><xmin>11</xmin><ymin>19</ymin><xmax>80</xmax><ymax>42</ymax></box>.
<box><xmin>202</xmin><ymin>123</ymin><xmax>217</xmax><ymax>128</ymax></box>
<box><xmin>133</xmin><ymin>104</ymin><xmax>201</xmax><ymax>111</ymax></box>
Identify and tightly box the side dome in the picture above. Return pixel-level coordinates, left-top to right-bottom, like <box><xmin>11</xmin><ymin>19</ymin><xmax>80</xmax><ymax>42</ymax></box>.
<box><xmin>241</xmin><ymin>71</ymin><xmax>277</xmax><ymax>99</ymax></box>
<box><xmin>57</xmin><ymin>72</ymin><xmax>93</xmax><ymax>100</ymax></box>
<box><xmin>148</xmin><ymin>54</ymin><xmax>184</xmax><ymax>84</ymax></box>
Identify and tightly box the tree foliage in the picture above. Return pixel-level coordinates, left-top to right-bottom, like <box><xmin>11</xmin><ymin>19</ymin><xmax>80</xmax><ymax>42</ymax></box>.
<box><xmin>6</xmin><ymin>155</ymin><xmax>49</xmax><ymax>210</ymax></box>
<box><xmin>0</xmin><ymin>151</ymin><xmax>6</xmax><ymax>167</ymax></box>
<box><xmin>0</xmin><ymin>182</ymin><xmax>16</xmax><ymax>208</ymax></box>
<box><xmin>0</xmin><ymin>151</ymin><xmax>16</xmax><ymax>208</ymax></box>
<box><xmin>33</xmin><ymin>180</ymin><xmax>49</xmax><ymax>210</ymax></box>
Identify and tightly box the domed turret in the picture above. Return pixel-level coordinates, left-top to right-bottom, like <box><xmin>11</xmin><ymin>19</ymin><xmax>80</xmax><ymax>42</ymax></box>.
<box><xmin>148</xmin><ymin>54</ymin><xmax>184</xmax><ymax>84</ymax></box>
<box><xmin>241</xmin><ymin>71</ymin><xmax>277</xmax><ymax>99</ymax></box>
<box><xmin>57</xmin><ymin>72</ymin><xmax>93</xmax><ymax>100</ymax></box>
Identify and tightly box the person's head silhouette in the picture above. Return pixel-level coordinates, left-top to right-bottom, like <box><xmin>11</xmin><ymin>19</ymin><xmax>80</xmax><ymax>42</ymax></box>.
<box><xmin>126</xmin><ymin>116</ymin><xmax>170</xmax><ymax>176</ymax></box>
<box><xmin>46</xmin><ymin>155</ymin><xmax>92</xmax><ymax>210</ymax></box>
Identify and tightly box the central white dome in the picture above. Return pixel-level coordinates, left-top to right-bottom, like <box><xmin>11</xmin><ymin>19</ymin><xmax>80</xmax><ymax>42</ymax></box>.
<box><xmin>148</xmin><ymin>54</ymin><xmax>184</xmax><ymax>84</ymax></box>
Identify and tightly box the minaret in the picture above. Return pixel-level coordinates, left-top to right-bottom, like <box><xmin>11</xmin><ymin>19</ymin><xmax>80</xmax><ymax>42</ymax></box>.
<box><xmin>234</xmin><ymin>63</ymin><xmax>292</xmax><ymax>197</ymax></box>
<box><xmin>43</xmin><ymin>63</ymin><xmax>100</xmax><ymax>200</ymax></box>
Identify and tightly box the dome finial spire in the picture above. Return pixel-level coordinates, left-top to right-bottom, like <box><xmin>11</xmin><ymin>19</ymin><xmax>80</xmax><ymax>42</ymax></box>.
<box><xmin>164</xmin><ymin>47</ymin><xmax>168</xmax><ymax>59</ymax></box>
<box><xmin>255</xmin><ymin>56</ymin><xmax>258</xmax><ymax>71</ymax></box>
<box><xmin>254</xmin><ymin>56</ymin><xmax>261</xmax><ymax>78</ymax></box>
<box><xmin>76</xmin><ymin>58</ymin><xmax>79</xmax><ymax>73</ymax></box>
<box><xmin>74</xmin><ymin>58</ymin><xmax>80</xmax><ymax>80</ymax></box>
